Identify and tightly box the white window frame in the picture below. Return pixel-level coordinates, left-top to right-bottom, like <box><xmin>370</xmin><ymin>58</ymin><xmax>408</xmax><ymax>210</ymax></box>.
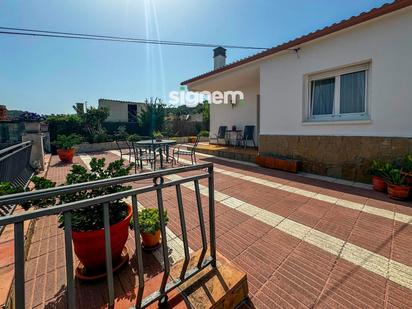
<box><xmin>304</xmin><ymin>63</ymin><xmax>370</xmax><ymax>122</ymax></box>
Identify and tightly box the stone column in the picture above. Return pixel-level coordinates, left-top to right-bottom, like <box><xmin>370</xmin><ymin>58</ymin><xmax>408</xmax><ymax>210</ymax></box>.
<box><xmin>22</xmin><ymin>132</ymin><xmax>45</xmax><ymax>171</ymax></box>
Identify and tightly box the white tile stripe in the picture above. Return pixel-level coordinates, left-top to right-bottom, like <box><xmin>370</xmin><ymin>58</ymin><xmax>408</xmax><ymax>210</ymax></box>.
<box><xmin>109</xmin><ymin>151</ymin><xmax>412</xmax><ymax>290</ymax></box>
<box><xmin>165</xmin><ymin>173</ymin><xmax>412</xmax><ymax>291</ymax></box>
<box><xmin>176</xmin><ymin>155</ymin><xmax>412</xmax><ymax>225</ymax></box>
<box><xmin>79</xmin><ymin>154</ymin><xmax>192</xmax><ymax>265</ymax></box>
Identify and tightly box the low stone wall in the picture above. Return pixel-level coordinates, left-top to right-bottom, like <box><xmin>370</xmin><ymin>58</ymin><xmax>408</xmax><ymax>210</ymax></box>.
<box><xmin>259</xmin><ymin>135</ymin><xmax>412</xmax><ymax>183</ymax></box>
<box><xmin>78</xmin><ymin>142</ymin><xmax>118</xmax><ymax>153</ymax></box>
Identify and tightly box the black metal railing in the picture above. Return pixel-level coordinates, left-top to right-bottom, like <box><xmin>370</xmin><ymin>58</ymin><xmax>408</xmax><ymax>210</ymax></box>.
<box><xmin>0</xmin><ymin>141</ymin><xmax>33</xmax><ymax>232</ymax></box>
<box><xmin>0</xmin><ymin>162</ymin><xmax>216</xmax><ymax>309</ymax></box>
<box><xmin>0</xmin><ymin>141</ymin><xmax>33</xmax><ymax>187</ymax></box>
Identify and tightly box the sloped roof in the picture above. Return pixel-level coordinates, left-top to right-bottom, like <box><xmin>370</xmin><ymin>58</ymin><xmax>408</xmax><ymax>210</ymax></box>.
<box><xmin>181</xmin><ymin>0</ymin><xmax>412</xmax><ymax>85</ymax></box>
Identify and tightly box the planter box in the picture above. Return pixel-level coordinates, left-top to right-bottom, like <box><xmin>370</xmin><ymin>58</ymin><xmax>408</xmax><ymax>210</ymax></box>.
<box><xmin>401</xmin><ymin>171</ymin><xmax>412</xmax><ymax>185</ymax></box>
<box><xmin>256</xmin><ymin>155</ymin><xmax>301</xmax><ymax>173</ymax></box>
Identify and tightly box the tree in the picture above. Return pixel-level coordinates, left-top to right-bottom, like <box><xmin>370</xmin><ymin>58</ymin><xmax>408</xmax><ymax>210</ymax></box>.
<box><xmin>137</xmin><ymin>97</ymin><xmax>165</xmax><ymax>136</ymax></box>
<box><xmin>80</xmin><ymin>107</ymin><xmax>109</xmax><ymax>142</ymax></box>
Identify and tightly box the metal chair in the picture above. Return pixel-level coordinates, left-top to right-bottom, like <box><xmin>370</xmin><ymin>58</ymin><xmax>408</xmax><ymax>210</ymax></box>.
<box><xmin>172</xmin><ymin>135</ymin><xmax>199</xmax><ymax>166</ymax></box>
<box><xmin>210</xmin><ymin>126</ymin><xmax>227</xmax><ymax>144</ymax></box>
<box><xmin>115</xmin><ymin>140</ymin><xmax>132</xmax><ymax>162</ymax></box>
<box><xmin>236</xmin><ymin>125</ymin><xmax>256</xmax><ymax>149</ymax></box>
<box><xmin>131</xmin><ymin>142</ymin><xmax>161</xmax><ymax>172</ymax></box>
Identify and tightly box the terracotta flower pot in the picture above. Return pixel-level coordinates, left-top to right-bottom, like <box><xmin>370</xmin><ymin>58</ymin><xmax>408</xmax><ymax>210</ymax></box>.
<box><xmin>387</xmin><ymin>184</ymin><xmax>410</xmax><ymax>200</ymax></box>
<box><xmin>71</xmin><ymin>204</ymin><xmax>132</xmax><ymax>271</ymax></box>
<box><xmin>141</xmin><ymin>230</ymin><xmax>161</xmax><ymax>248</ymax></box>
<box><xmin>372</xmin><ymin>176</ymin><xmax>387</xmax><ymax>192</ymax></box>
<box><xmin>57</xmin><ymin>148</ymin><xmax>75</xmax><ymax>163</ymax></box>
<box><xmin>255</xmin><ymin>155</ymin><xmax>266</xmax><ymax>167</ymax></box>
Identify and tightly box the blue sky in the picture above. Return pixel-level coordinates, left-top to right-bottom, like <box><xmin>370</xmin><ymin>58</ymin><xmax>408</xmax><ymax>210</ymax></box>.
<box><xmin>0</xmin><ymin>0</ymin><xmax>389</xmax><ymax>114</ymax></box>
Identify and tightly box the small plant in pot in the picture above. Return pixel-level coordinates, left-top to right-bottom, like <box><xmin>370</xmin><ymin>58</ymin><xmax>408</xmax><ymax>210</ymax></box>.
<box><xmin>131</xmin><ymin>208</ymin><xmax>168</xmax><ymax>249</ymax></box>
<box><xmin>384</xmin><ymin>168</ymin><xmax>410</xmax><ymax>200</ymax></box>
<box><xmin>402</xmin><ymin>154</ymin><xmax>412</xmax><ymax>185</ymax></box>
<box><xmin>54</xmin><ymin>134</ymin><xmax>83</xmax><ymax>163</ymax></box>
<box><xmin>370</xmin><ymin>160</ymin><xmax>392</xmax><ymax>192</ymax></box>
<box><xmin>153</xmin><ymin>131</ymin><xmax>163</xmax><ymax>142</ymax></box>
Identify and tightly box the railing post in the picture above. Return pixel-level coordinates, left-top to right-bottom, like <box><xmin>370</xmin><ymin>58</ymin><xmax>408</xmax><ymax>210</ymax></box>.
<box><xmin>103</xmin><ymin>203</ymin><xmax>115</xmax><ymax>306</ymax></box>
<box><xmin>208</xmin><ymin>165</ymin><xmax>217</xmax><ymax>268</ymax></box>
<box><xmin>14</xmin><ymin>222</ymin><xmax>25</xmax><ymax>309</ymax></box>
<box><xmin>63</xmin><ymin>212</ymin><xmax>76</xmax><ymax>308</ymax></box>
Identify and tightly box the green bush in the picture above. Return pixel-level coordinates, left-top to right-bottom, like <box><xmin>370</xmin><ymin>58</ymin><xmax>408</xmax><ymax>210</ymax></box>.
<box><xmin>130</xmin><ymin>208</ymin><xmax>168</xmax><ymax>234</ymax></box>
<box><xmin>0</xmin><ymin>182</ymin><xmax>24</xmax><ymax>196</ymax></box>
<box><xmin>403</xmin><ymin>155</ymin><xmax>412</xmax><ymax>173</ymax></box>
<box><xmin>54</xmin><ymin>134</ymin><xmax>83</xmax><ymax>149</ymax></box>
<box><xmin>199</xmin><ymin>130</ymin><xmax>209</xmax><ymax>137</ymax></box>
<box><xmin>370</xmin><ymin>160</ymin><xmax>392</xmax><ymax>178</ymax></box>
<box><xmin>22</xmin><ymin>177</ymin><xmax>56</xmax><ymax>209</ymax></box>
<box><xmin>59</xmin><ymin>158</ymin><xmax>134</xmax><ymax>231</ymax></box>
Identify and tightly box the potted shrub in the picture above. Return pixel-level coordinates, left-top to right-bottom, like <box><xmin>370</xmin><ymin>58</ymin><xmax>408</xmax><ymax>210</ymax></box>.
<box><xmin>0</xmin><ymin>182</ymin><xmax>24</xmax><ymax>196</ymax></box>
<box><xmin>26</xmin><ymin>158</ymin><xmax>134</xmax><ymax>273</ymax></box>
<box><xmin>384</xmin><ymin>168</ymin><xmax>410</xmax><ymax>200</ymax></box>
<box><xmin>370</xmin><ymin>160</ymin><xmax>392</xmax><ymax>192</ymax></box>
<box><xmin>131</xmin><ymin>208</ymin><xmax>168</xmax><ymax>249</ymax></box>
<box><xmin>153</xmin><ymin>131</ymin><xmax>163</xmax><ymax>142</ymax></box>
<box><xmin>54</xmin><ymin>134</ymin><xmax>83</xmax><ymax>163</ymax></box>
<box><xmin>401</xmin><ymin>154</ymin><xmax>412</xmax><ymax>185</ymax></box>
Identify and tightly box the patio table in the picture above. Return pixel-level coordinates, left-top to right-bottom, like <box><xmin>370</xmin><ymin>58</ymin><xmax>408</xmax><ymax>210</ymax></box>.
<box><xmin>134</xmin><ymin>139</ymin><xmax>176</xmax><ymax>169</ymax></box>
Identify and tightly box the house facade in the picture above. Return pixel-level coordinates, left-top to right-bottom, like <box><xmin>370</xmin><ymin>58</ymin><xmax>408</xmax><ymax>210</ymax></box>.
<box><xmin>181</xmin><ymin>1</ymin><xmax>412</xmax><ymax>182</ymax></box>
<box><xmin>98</xmin><ymin>99</ymin><xmax>145</xmax><ymax>123</ymax></box>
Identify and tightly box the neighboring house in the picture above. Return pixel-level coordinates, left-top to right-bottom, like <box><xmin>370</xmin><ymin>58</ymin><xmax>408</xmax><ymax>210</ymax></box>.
<box><xmin>181</xmin><ymin>0</ymin><xmax>412</xmax><ymax>182</ymax></box>
<box><xmin>98</xmin><ymin>99</ymin><xmax>145</xmax><ymax>122</ymax></box>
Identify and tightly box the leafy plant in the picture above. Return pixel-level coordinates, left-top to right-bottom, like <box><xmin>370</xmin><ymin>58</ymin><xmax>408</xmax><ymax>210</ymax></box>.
<box><xmin>130</xmin><ymin>208</ymin><xmax>168</xmax><ymax>234</ymax></box>
<box><xmin>22</xmin><ymin>177</ymin><xmax>56</xmax><ymax>210</ymax></box>
<box><xmin>59</xmin><ymin>158</ymin><xmax>134</xmax><ymax>231</ymax></box>
<box><xmin>384</xmin><ymin>169</ymin><xmax>407</xmax><ymax>185</ymax></box>
<box><xmin>54</xmin><ymin>134</ymin><xmax>83</xmax><ymax>150</ymax></box>
<box><xmin>137</xmin><ymin>98</ymin><xmax>165</xmax><ymax>136</ymax></box>
<box><xmin>153</xmin><ymin>131</ymin><xmax>163</xmax><ymax>139</ymax></box>
<box><xmin>18</xmin><ymin>111</ymin><xmax>44</xmax><ymax>122</ymax></box>
<box><xmin>115</xmin><ymin>126</ymin><xmax>128</xmax><ymax>140</ymax></box>
<box><xmin>199</xmin><ymin>130</ymin><xmax>209</xmax><ymax>137</ymax></box>
<box><xmin>80</xmin><ymin>107</ymin><xmax>109</xmax><ymax>143</ymax></box>
<box><xmin>403</xmin><ymin>155</ymin><xmax>412</xmax><ymax>173</ymax></box>
<box><xmin>127</xmin><ymin>134</ymin><xmax>141</xmax><ymax>142</ymax></box>
<box><xmin>370</xmin><ymin>160</ymin><xmax>392</xmax><ymax>178</ymax></box>
<box><xmin>0</xmin><ymin>182</ymin><xmax>24</xmax><ymax>196</ymax></box>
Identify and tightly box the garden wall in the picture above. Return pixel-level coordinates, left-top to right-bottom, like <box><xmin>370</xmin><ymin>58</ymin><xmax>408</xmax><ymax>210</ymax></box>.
<box><xmin>259</xmin><ymin>135</ymin><xmax>412</xmax><ymax>182</ymax></box>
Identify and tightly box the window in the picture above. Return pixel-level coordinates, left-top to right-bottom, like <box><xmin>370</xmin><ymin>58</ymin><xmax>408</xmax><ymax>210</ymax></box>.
<box><xmin>306</xmin><ymin>63</ymin><xmax>369</xmax><ymax>121</ymax></box>
<box><xmin>128</xmin><ymin>104</ymin><xmax>137</xmax><ymax>122</ymax></box>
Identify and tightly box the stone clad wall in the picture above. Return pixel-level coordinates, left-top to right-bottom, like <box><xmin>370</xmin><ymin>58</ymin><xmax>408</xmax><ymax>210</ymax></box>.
<box><xmin>259</xmin><ymin>135</ymin><xmax>412</xmax><ymax>182</ymax></box>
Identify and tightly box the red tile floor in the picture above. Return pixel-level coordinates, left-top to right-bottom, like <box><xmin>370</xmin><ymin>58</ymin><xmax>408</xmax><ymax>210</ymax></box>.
<box><xmin>4</xmin><ymin>150</ymin><xmax>412</xmax><ymax>308</ymax></box>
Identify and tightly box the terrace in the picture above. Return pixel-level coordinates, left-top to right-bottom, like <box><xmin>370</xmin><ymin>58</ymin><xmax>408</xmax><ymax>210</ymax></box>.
<box><xmin>1</xmin><ymin>144</ymin><xmax>412</xmax><ymax>308</ymax></box>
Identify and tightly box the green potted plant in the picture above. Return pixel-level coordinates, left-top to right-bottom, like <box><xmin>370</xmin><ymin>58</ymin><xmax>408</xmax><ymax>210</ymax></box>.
<box><xmin>153</xmin><ymin>131</ymin><xmax>163</xmax><ymax>142</ymax></box>
<box><xmin>54</xmin><ymin>134</ymin><xmax>83</xmax><ymax>163</ymax></box>
<box><xmin>384</xmin><ymin>168</ymin><xmax>410</xmax><ymax>200</ymax></box>
<box><xmin>370</xmin><ymin>160</ymin><xmax>392</xmax><ymax>192</ymax></box>
<box><xmin>27</xmin><ymin>158</ymin><xmax>134</xmax><ymax>273</ymax></box>
<box><xmin>127</xmin><ymin>134</ymin><xmax>141</xmax><ymax>142</ymax></box>
<box><xmin>131</xmin><ymin>208</ymin><xmax>168</xmax><ymax>248</ymax></box>
<box><xmin>401</xmin><ymin>154</ymin><xmax>412</xmax><ymax>185</ymax></box>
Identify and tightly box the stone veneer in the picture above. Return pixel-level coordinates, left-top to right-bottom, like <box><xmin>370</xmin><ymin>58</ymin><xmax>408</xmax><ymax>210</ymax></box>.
<box><xmin>259</xmin><ymin>135</ymin><xmax>412</xmax><ymax>183</ymax></box>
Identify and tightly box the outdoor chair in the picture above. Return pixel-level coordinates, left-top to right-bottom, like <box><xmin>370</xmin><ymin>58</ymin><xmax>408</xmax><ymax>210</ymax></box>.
<box><xmin>210</xmin><ymin>126</ymin><xmax>227</xmax><ymax>144</ymax></box>
<box><xmin>131</xmin><ymin>143</ymin><xmax>161</xmax><ymax>172</ymax></box>
<box><xmin>115</xmin><ymin>140</ymin><xmax>132</xmax><ymax>162</ymax></box>
<box><xmin>236</xmin><ymin>125</ymin><xmax>256</xmax><ymax>149</ymax></box>
<box><xmin>172</xmin><ymin>135</ymin><xmax>199</xmax><ymax>166</ymax></box>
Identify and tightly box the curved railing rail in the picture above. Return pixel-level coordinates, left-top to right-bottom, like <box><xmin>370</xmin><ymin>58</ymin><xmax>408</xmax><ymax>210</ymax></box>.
<box><xmin>0</xmin><ymin>162</ymin><xmax>216</xmax><ymax>309</ymax></box>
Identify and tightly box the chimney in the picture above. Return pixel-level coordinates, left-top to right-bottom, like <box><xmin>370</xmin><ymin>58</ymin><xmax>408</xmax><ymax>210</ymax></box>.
<box><xmin>75</xmin><ymin>102</ymin><xmax>84</xmax><ymax>115</ymax></box>
<box><xmin>213</xmin><ymin>46</ymin><xmax>226</xmax><ymax>69</ymax></box>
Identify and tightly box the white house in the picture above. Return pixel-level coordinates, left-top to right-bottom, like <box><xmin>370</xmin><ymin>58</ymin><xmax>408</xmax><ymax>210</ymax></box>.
<box><xmin>98</xmin><ymin>99</ymin><xmax>145</xmax><ymax>123</ymax></box>
<box><xmin>181</xmin><ymin>0</ymin><xmax>412</xmax><ymax>182</ymax></box>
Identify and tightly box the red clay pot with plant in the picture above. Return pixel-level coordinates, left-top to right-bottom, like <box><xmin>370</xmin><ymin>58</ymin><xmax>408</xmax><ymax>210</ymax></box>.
<box><xmin>71</xmin><ymin>204</ymin><xmax>132</xmax><ymax>271</ymax></box>
<box><xmin>372</xmin><ymin>176</ymin><xmax>387</xmax><ymax>192</ymax></box>
<box><xmin>57</xmin><ymin>148</ymin><xmax>75</xmax><ymax>163</ymax></box>
<box><xmin>141</xmin><ymin>230</ymin><xmax>161</xmax><ymax>247</ymax></box>
<box><xmin>387</xmin><ymin>184</ymin><xmax>410</xmax><ymax>200</ymax></box>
